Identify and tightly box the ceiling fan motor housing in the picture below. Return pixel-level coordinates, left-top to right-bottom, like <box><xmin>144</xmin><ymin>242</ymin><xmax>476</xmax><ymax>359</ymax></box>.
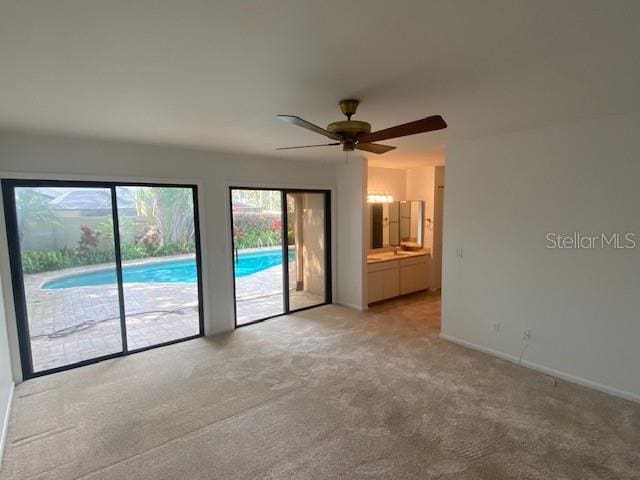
<box><xmin>327</xmin><ymin>120</ymin><xmax>371</xmax><ymax>150</ymax></box>
<box><xmin>328</xmin><ymin>98</ymin><xmax>371</xmax><ymax>150</ymax></box>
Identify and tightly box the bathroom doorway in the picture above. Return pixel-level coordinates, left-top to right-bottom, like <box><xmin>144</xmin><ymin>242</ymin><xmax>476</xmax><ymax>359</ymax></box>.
<box><xmin>366</xmin><ymin>164</ymin><xmax>445</xmax><ymax>331</ymax></box>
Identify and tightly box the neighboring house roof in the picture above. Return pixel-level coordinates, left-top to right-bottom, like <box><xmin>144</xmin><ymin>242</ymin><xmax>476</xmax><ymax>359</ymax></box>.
<box><xmin>232</xmin><ymin>201</ymin><xmax>260</xmax><ymax>212</ymax></box>
<box><xmin>49</xmin><ymin>188</ymin><xmax>134</xmax><ymax>210</ymax></box>
<box><xmin>36</xmin><ymin>187</ymin><xmax>76</xmax><ymax>199</ymax></box>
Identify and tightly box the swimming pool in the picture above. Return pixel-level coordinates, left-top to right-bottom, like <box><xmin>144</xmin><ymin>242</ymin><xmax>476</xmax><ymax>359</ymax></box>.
<box><xmin>43</xmin><ymin>249</ymin><xmax>294</xmax><ymax>289</ymax></box>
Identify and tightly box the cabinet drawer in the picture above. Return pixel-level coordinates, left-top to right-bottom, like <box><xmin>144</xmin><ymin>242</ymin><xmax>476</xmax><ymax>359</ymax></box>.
<box><xmin>368</xmin><ymin>259</ymin><xmax>400</xmax><ymax>273</ymax></box>
<box><xmin>399</xmin><ymin>255</ymin><xmax>428</xmax><ymax>267</ymax></box>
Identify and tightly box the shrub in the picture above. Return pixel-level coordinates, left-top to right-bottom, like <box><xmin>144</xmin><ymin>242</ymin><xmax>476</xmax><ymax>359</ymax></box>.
<box><xmin>232</xmin><ymin>212</ymin><xmax>299</xmax><ymax>249</ymax></box>
<box><xmin>139</xmin><ymin>225</ymin><xmax>162</xmax><ymax>249</ymax></box>
<box><xmin>21</xmin><ymin>241</ymin><xmax>196</xmax><ymax>274</ymax></box>
<box><xmin>120</xmin><ymin>244</ymin><xmax>150</xmax><ymax>260</ymax></box>
<box><xmin>77</xmin><ymin>225</ymin><xmax>101</xmax><ymax>255</ymax></box>
<box><xmin>152</xmin><ymin>241</ymin><xmax>196</xmax><ymax>257</ymax></box>
<box><xmin>21</xmin><ymin>248</ymin><xmax>77</xmax><ymax>274</ymax></box>
<box><xmin>233</xmin><ymin>212</ymin><xmax>280</xmax><ymax>234</ymax></box>
<box><xmin>234</xmin><ymin>229</ymin><xmax>281</xmax><ymax>249</ymax></box>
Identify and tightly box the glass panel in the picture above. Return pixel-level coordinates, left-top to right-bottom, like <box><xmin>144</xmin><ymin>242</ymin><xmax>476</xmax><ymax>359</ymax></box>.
<box><xmin>116</xmin><ymin>186</ymin><xmax>201</xmax><ymax>350</ymax></box>
<box><xmin>287</xmin><ymin>192</ymin><xmax>326</xmax><ymax>311</ymax></box>
<box><xmin>15</xmin><ymin>186</ymin><xmax>122</xmax><ymax>372</ymax></box>
<box><xmin>231</xmin><ymin>189</ymin><xmax>284</xmax><ymax>325</ymax></box>
<box><xmin>389</xmin><ymin>201</ymin><xmax>400</xmax><ymax>246</ymax></box>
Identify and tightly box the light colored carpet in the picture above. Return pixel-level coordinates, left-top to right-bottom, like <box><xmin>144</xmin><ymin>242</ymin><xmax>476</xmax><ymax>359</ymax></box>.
<box><xmin>1</xmin><ymin>292</ymin><xmax>639</xmax><ymax>479</ymax></box>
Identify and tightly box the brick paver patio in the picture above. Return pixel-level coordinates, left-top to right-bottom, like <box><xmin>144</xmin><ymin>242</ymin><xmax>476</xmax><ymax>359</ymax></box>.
<box><xmin>234</xmin><ymin>259</ymin><xmax>324</xmax><ymax>325</ymax></box>
<box><xmin>25</xmin><ymin>255</ymin><xmax>323</xmax><ymax>372</ymax></box>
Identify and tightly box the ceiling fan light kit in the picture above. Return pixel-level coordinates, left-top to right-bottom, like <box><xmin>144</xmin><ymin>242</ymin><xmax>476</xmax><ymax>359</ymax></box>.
<box><xmin>277</xmin><ymin>99</ymin><xmax>446</xmax><ymax>155</ymax></box>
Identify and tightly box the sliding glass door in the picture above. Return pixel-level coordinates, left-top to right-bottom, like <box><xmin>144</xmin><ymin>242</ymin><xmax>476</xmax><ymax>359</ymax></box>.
<box><xmin>9</xmin><ymin>185</ymin><xmax>124</xmax><ymax>373</ymax></box>
<box><xmin>116</xmin><ymin>186</ymin><xmax>202</xmax><ymax>350</ymax></box>
<box><xmin>230</xmin><ymin>189</ymin><xmax>285</xmax><ymax>325</ymax></box>
<box><xmin>286</xmin><ymin>192</ymin><xmax>327</xmax><ymax>311</ymax></box>
<box><xmin>2</xmin><ymin>180</ymin><xmax>204</xmax><ymax>378</ymax></box>
<box><xmin>230</xmin><ymin>188</ymin><xmax>331</xmax><ymax>327</ymax></box>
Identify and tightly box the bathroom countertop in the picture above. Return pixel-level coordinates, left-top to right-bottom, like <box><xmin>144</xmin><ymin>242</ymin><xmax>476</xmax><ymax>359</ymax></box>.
<box><xmin>366</xmin><ymin>249</ymin><xmax>431</xmax><ymax>264</ymax></box>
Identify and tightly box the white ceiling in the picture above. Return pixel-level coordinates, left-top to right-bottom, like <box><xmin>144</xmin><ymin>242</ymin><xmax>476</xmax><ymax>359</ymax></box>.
<box><xmin>1</xmin><ymin>1</ymin><xmax>639</xmax><ymax>168</ymax></box>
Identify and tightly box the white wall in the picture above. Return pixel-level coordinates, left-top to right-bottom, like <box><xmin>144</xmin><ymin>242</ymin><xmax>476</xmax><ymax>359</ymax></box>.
<box><xmin>336</xmin><ymin>158</ymin><xmax>367</xmax><ymax>310</ymax></box>
<box><xmin>442</xmin><ymin>112</ymin><xmax>640</xmax><ymax>401</ymax></box>
<box><xmin>431</xmin><ymin>167</ymin><xmax>445</xmax><ymax>289</ymax></box>
<box><xmin>0</xmin><ymin>274</ymin><xmax>14</xmax><ymax>468</ymax></box>
<box><xmin>367</xmin><ymin>166</ymin><xmax>406</xmax><ymax>201</ymax></box>
<box><xmin>0</xmin><ymin>130</ymin><xmax>337</xmax><ymax>382</ymax></box>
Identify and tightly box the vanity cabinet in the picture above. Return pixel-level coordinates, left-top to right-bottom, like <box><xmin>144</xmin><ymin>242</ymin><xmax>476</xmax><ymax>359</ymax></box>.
<box><xmin>399</xmin><ymin>255</ymin><xmax>429</xmax><ymax>295</ymax></box>
<box><xmin>367</xmin><ymin>254</ymin><xmax>430</xmax><ymax>304</ymax></box>
<box><xmin>367</xmin><ymin>260</ymin><xmax>400</xmax><ymax>303</ymax></box>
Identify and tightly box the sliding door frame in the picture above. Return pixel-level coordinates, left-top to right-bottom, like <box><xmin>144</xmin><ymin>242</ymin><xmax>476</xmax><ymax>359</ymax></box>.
<box><xmin>1</xmin><ymin>178</ymin><xmax>205</xmax><ymax>379</ymax></box>
<box><xmin>229</xmin><ymin>187</ymin><xmax>332</xmax><ymax>328</ymax></box>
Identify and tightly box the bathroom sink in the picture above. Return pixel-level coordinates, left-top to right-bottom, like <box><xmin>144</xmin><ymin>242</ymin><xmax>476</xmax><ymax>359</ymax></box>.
<box><xmin>368</xmin><ymin>251</ymin><xmax>414</xmax><ymax>262</ymax></box>
<box><xmin>368</xmin><ymin>250</ymin><xmax>426</xmax><ymax>263</ymax></box>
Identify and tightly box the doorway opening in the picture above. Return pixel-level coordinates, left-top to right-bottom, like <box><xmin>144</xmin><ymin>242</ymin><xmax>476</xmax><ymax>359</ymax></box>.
<box><xmin>229</xmin><ymin>188</ymin><xmax>331</xmax><ymax>327</ymax></box>
<box><xmin>366</xmin><ymin>165</ymin><xmax>445</xmax><ymax>331</ymax></box>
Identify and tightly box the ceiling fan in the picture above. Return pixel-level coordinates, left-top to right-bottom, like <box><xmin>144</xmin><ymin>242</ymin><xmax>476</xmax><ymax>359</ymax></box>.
<box><xmin>276</xmin><ymin>99</ymin><xmax>447</xmax><ymax>155</ymax></box>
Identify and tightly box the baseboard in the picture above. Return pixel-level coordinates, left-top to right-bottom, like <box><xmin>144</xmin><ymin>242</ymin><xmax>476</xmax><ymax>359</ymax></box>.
<box><xmin>440</xmin><ymin>334</ymin><xmax>640</xmax><ymax>404</ymax></box>
<box><xmin>0</xmin><ymin>382</ymin><xmax>15</xmax><ymax>470</ymax></box>
<box><xmin>335</xmin><ymin>302</ymin><xmax>365</xmax><ymax>312</ymax></box>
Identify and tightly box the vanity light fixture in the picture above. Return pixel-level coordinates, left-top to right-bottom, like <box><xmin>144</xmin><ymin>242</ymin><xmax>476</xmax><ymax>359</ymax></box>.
<box><xmin>367</xmin><ymin>193</ymin><xmax>394</xmax><ymax>203</ymax></box>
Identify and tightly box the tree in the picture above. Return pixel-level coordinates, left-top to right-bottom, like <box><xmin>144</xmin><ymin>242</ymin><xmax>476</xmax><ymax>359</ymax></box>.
<box><xmin>15</xmin><ymin>188</ymin><xmax>61</xmax><ymax>241</ymax></box>
<box><xmin>133</xmin><ymin>187</ymin><xmax>195</xmax><ymax>246</ymax></box>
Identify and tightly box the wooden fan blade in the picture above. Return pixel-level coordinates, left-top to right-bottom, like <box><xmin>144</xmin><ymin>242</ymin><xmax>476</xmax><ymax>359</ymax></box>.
<box><xmin>277</xmin><ymin>115</ymin><xmax>342</xmax><ymax>141</ymax></box>
<box><xmin>358</xmin><ymin>115</ymin><xmax>447</xmax><ymax>144</ymax></box>
<box><xmin>355</xmin><ymin>143</ymin><xmax>396</xmax><ymax>154</ymax></box>
<box><xmin>276</xmin><ymin>142</ymin><xmax>341</xmax><ymax>150</ymax></box>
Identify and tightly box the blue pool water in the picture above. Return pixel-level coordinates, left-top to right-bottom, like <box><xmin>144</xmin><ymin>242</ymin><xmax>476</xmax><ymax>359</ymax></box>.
<box><xmin>43</xmin><ymin>249</ymin><xmax>294</xmax><ymax>289</ymax></box>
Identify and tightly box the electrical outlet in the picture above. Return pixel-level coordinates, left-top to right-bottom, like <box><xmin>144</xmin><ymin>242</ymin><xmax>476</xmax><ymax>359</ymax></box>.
<box><xmin>491</xmin><ymin>321</ymin><xmax>500</xmax><ymax>332</ymax></box>
<box><xmin>522</xmin><ymin>329</ymin><xmax>532</xmax><ymax>340</ymax></box>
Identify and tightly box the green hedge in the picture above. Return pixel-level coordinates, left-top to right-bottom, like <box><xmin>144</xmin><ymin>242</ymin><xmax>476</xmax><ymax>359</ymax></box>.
<box><xmin>231</xmin><ymin>212</ymin><xmax>297</xmax><ymax>249</ymax></box>
<box><xmin>21</xmin><ymin>242</ymin><xmax>196</xmax><ymax>274</ymax></box>
<box><xmin>234</xmin><ymin>229</ymin><xmax>282</xmax><ymax>249</ymax></box>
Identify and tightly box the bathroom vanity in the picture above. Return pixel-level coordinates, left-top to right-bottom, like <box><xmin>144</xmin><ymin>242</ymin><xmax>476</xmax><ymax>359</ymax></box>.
<box><xmin>366</xmin><ymin>250</ymin><xmax>430</xmax><ymax>304</ymax></box>
<box><xmin>367</xmin><ymin>199</ymin><xmax>430</xmax><ymax>304</ymax></box>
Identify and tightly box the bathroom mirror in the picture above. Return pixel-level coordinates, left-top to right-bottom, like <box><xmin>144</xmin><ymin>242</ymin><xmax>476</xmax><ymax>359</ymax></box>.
<box><xmin>399</xmin><ymin>200</ymin><xmax>424</xmax><ymax>247</ymax></box>
<box><xmin>369</xmin><ymin>202</ymin><xmax>399</xmax><ymax>248</ymax></box>
<box><xmin>369</xmin><ymin>200</ymin><xmax>423</xmax><ymax>249</ymax></box>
